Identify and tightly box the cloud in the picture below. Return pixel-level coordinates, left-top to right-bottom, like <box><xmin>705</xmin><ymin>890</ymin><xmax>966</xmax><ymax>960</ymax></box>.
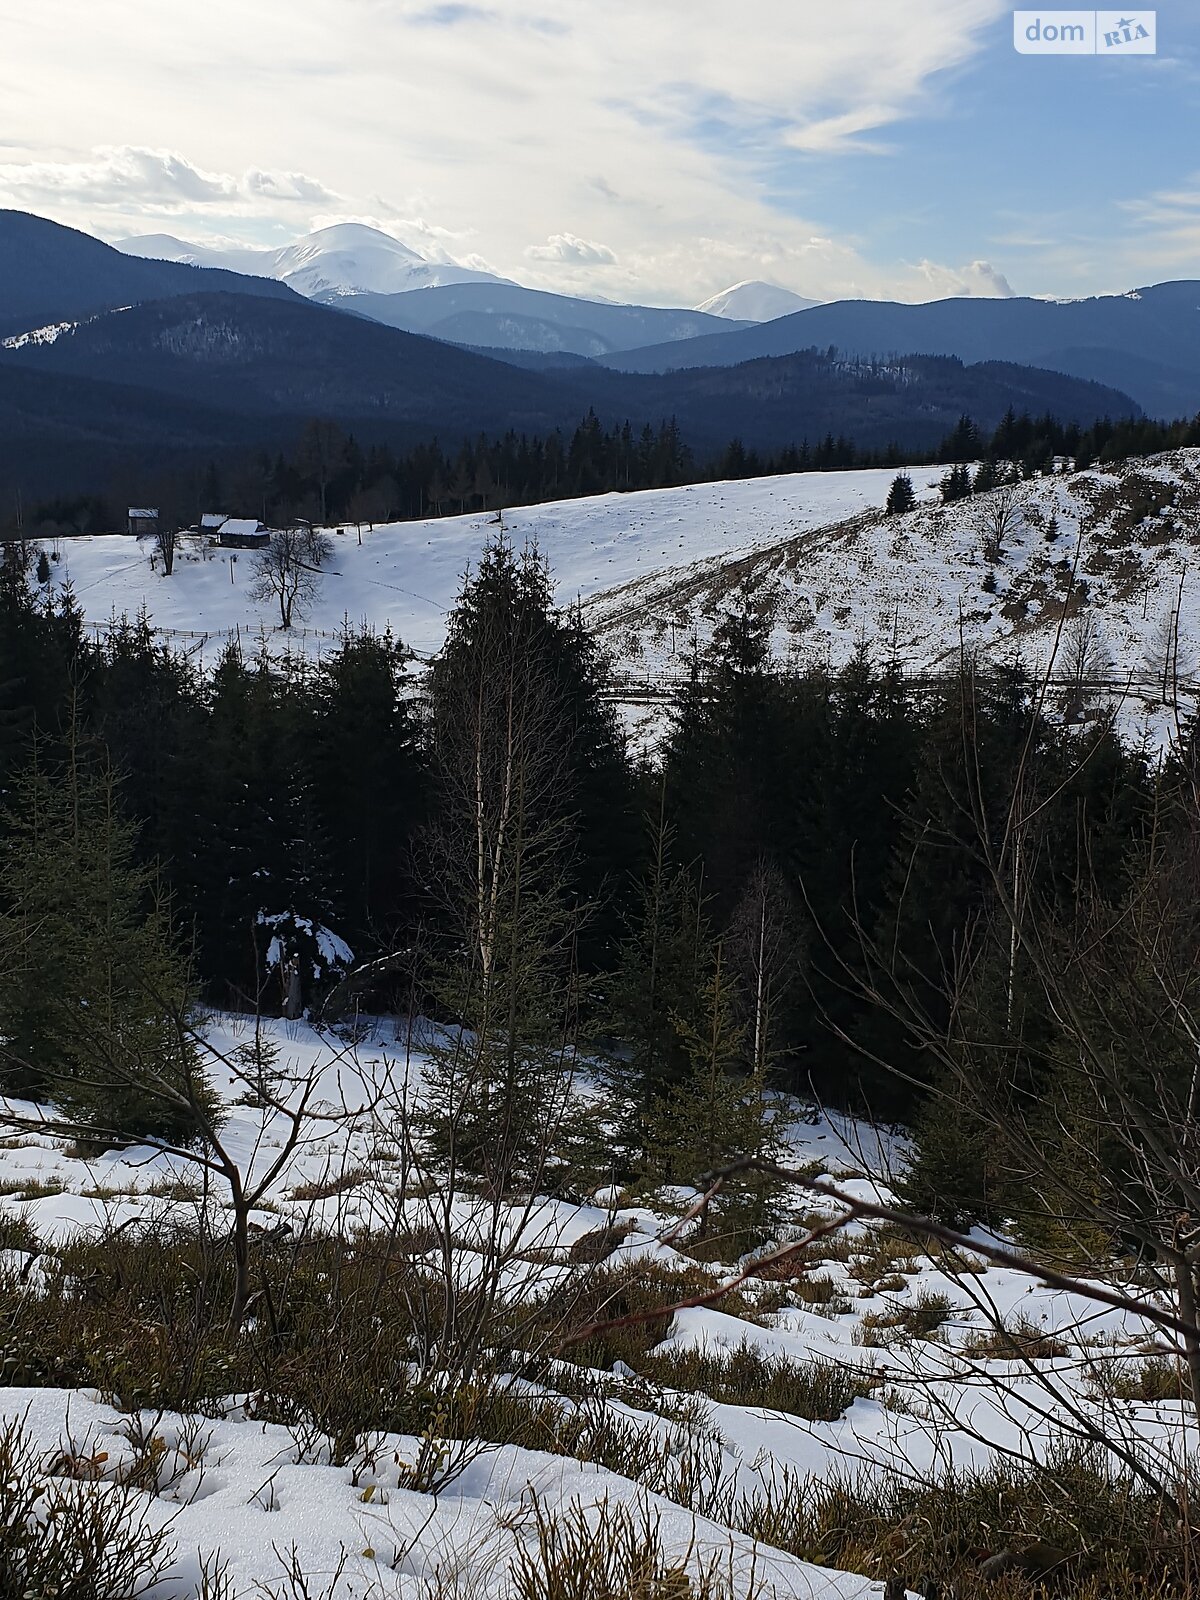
<box><xmin>0</xmin><ymin>148</ymin><xmax>234</xmax><ymax>209</ymax></box>
<box><xmin>911</xmin><ymin>259</ymin><xmax>1016</xmax><ymax>298</ymax></box>
<box><xmin>406</xmin><ymin>3</ymin><xmax>566</xmax><ymax>31</ymax></box>
<box><xmin>0</xmin><ymin>146</ymin><xmax>341</xmax><ymax>221</ymax></box>
<box><xmin>0</xmin><ymin>143</ymin><xmax>1017</xmax><ymax>310</ymax></box>
<box><xmin>244</xmin><ymin>169</ymin><xmax>337</xmax><ymax>204</ymax></box>
<box><xmin>784</xmin><ymin>105</ymin><xmax>898</xmax><ymax>155</ymax></box>
<box><xmin>1119</xmin><ymin>174</ymin><xmax>1200</xmax><ymax>255</ymax></box>
<box><xmin>526</xmin><ymin>232</ymin><xmax>617</xmax><ymax>266</ymax></box>
<box><xmin>990</xmin><ymin>173</ymin><xmax>1200</xmax><ymax>298</ymax></box>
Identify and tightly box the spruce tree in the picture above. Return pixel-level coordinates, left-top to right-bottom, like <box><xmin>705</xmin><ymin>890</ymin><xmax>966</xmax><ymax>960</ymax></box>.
<box><xmin>940</xmin><ymin>464</ymin><xmax>973</xmax><ymax>503</ymax></box>
<box><xmin>0</xmin><ymin>736</ymin><xmax>210</xmax><ymax>1143</ymax></box>
<box><xmin>0</xmin><ymin>570</ymin><xmax>86</xmax><ymax>795</ymax></box>
<box><xmin>940</xmin><ymin>414</ymin><xmax>983</xmax><ymax>464</ymax></box>
<box><xmin>645</xmin><ymin>943</ymin><xmax>783</xmax><ymax>1245</ymax></box>
<box><xmin>604</xmin><ymin>810</ymin><xmax>712</xmax><ymax>1162</ymax></box>
<box><xmin>664</xmin><ymin>584</ymin><xmax>794</xmax><ymax>924</ymax></box>
<box><xmin>197</xmin><ymin>645</ymin><xmax>337</xmax><ymax>1002</ymax></box>
<box><xmin>898</xmin><ymin>1065</ymin><xmax>1004</xmax><ymax>1227</ymax></box>
<box><xmin>886</xmin><ymin>474</ymin><xmax>916</xmax><ymax>515</ymax></box>
<box><xmin>308</xmin><ymin>629</ymin><xmax>425</xmax><ymax>946</ymax></box>
<box><xmin>420</xmin><ymin>540</ymin><xmax>589</xmax><ymax>1194</ymax></box>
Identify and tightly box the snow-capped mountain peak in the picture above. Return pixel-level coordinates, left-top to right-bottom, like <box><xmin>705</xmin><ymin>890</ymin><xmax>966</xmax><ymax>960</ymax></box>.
<box><xmin>270</xmin><ymin>224</ymin><xmax>503</xmax><ymax>298</ymax></box>
<box><xmin>284</xmin><ymin>222</ymin><xmax>424</xmax><ymax>261</ymax></box>
<box><xmin>116</xmin><ymin>223</ymin><xmax>509</xmax><ymax>300</ymax></box>
<box><xmin>116</xmin><ymin>233</ymin><xmax>211</xmax><ymax>267</ymax></box>
<box><xmin>695</xmin><ymin>279</ymin><xmax>821</xmax><ymax>321</ymax></box>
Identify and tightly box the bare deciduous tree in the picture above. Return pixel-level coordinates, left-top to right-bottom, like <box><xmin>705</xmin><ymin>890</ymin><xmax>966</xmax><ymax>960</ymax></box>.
<box><xmin>975</xmin><ymin>479</ymin><xmax>1023</xmax><ymax>563</ymax></box>
<box><xmin>728</xmin><ymin>858</ymin><xmax>800</xmax><ymax>1086</ymax></box>
<box><xmin>1145</xmin><ymin>589</ymin><xmax>1193</xmax><ymax>704</ymax></box>
<box><xmin>249</xmin><ymin>526</ymin><xmax>333</xmax><ymax>630</ymax></box>
<box><xmin>814</xmin><ymin>683</ymin><xmax>1200</xmax><ymax>1482</ymax></box>
<box><xmin>154</xmin><ymin>522</ymin><xmax>178</xmax><ymax>577</ymax></box>
<box><xmin>563</xmin><ymin>667</ymin><xmax>1200</xmax><ymax>1515</ymax></box>
<box><xmin>1059</xmin><ymin>610</ymin><xmax>1114</xmax><ymax>719</ymax></box>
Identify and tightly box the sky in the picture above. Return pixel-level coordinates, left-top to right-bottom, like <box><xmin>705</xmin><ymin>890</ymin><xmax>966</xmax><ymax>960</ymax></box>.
<box><xmin>0</xmin><ymin>0</ymin><xmax>1195</xmax><ymax>307</ymax></box>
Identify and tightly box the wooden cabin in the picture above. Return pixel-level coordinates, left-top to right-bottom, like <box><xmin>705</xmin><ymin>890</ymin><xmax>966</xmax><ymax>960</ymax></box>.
<box><xmin>127</xmin><ymin>508</ymin><xmax>159</xmax><ymax>537</ymax></box>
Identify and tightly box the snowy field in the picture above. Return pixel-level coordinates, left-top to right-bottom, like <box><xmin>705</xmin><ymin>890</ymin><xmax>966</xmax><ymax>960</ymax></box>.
<box><xmin>1</xmin><ymin>1015</ymin><xmax>1190</xmax><ymax>1598</ymax></box>
<box><xmin>37</xmin><ymin>452</ymin><xmax>1200</xmax><ymax>750</ymax></box>
<box><xmin>43</xmin><ymin>467</ymin><xmax>946</xmax><ymax>664</ymax></box>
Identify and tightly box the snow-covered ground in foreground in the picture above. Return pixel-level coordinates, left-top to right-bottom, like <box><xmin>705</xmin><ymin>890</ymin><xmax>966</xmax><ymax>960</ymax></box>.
<box><xmin>44</xmin><ymin>467</ymin><xmax>946</xmax><ymax>664</ymax></box>
<box><xmin>2</xmin><ymin>1387</ymin><xmax>872</xmax><ymax>1600</ymax></box>
<box><xmin>1</xmin><ymin>1015</ymin><xmax>1192</xmax><ymax>1597</ymax></box>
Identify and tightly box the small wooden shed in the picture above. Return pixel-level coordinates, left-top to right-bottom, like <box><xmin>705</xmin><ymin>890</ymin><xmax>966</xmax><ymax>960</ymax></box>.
<box><xmin>127</xmin><ymin>508</ymin><xmax>159</xmax><ymax>537</ymax></box>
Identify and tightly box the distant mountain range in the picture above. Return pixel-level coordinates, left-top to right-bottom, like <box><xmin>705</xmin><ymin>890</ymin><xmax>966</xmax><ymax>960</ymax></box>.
<box><xmin>117</xmin><ymin>224</ymin><xmax>759</xmax><ymax>355</ymax></box>
<box><xmin>0</xmin><ymin>211</ymin><xmax>1150</xmax><ymax>499</ymax></box>
<box><xmin>600</xmin><ymin>285</ymin><xmax>1200</xmax><ymax>418</ymax></box>
<box><xmin>1</xmin><ymin>292</ymin><xmax>561</xmax><ymax>429</ymax></box>
<box><xmin>0</xmin><ymin>309</ymin><xmax>1138</xmax><ymax>493</ymax></box>
<box><xmin>337</xmin><ymin>283</ymin><xmax>751</xmax><ymax>356</ymax></box>
<box><xmin>115</xmin><ymin>223</ymin><xmax>816</xmax><ymax>332</ymax></box>
<box><xmin>105</xmin><ymin>223</ymin><xmax>1200</xmax><ymax>420</ymax></box>
<box><xmin>566</xmin><ymin>351</ymin><xmax>1134</xmax><ymax>456</ymax></box>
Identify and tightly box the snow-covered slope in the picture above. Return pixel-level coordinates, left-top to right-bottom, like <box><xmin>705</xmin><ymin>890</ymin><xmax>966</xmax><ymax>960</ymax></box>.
<box><xmin>584</xmin><ymin>451</ymin><xmax>1200</xmax><ymax>700</ymax></box>
<box><xmin>39</xmin><ymin>451</ymin><xmax>1200</xmax><ymax>741</ymax></box>
<box><xmin>44</xmin><ymin>466</ymin><xmax>945</xmax><ymax>661</ymax></box>
<box><xmin>117</xmin><ymin>222</ymin><xmax>507</xmax><ymax>299</ymax></box>
<box><xmin>695</xmin><ymin>280</ymin><xmax>821</xmax><ymax>321</ymax></box>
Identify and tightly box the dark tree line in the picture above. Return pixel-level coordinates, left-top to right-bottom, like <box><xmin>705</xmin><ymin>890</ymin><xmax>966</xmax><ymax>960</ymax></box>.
<box><xmin>13</xmin><ymin>404</ymin><xmax>1200</xmax><ymax>542</ymax></box>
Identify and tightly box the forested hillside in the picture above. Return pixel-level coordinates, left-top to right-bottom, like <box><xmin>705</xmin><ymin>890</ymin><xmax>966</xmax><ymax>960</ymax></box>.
<box><xmin>0</xmin><ymin>208</ymin><xmax>298</xmax><ymax>338</ymax></box>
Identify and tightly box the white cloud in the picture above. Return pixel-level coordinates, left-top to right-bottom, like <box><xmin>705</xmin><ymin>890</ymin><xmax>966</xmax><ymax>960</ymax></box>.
<box><xmin>1117</xmin><ymin>175</ymin><xmax>1200</xmax><ymax>270</ymax></box>
<box><xmin>783</xmin><ymin>106</ymin><xmax>899</xmax><ymax>155</ymax></box>
<box><xmin>244</xmin><ymin>169</ymin><xmax>337</xmax><ymax>204</ymax></box>
<box><xmin>986</xmin><ymin>178</ymin><xmax>1200</xmax><ymax>299</ymax></box>
<box><xmin>0</xmin><ymin>146</ymin><xmax>337</xmax><ymax>219</ymax></box>
<box><xmin>0</xmin><ymin>148</ymin><xmax>234</xmax><ymax>209</ymax></box>
<box><xmin>526</xmin><ymin>233</ymin><xmax>617</xmax><ymax>266</ymax></box>
<box><xmin>911</xmin><ymin>259</ymin><xmax>1016</xmax><ymax>298</ymax></box>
